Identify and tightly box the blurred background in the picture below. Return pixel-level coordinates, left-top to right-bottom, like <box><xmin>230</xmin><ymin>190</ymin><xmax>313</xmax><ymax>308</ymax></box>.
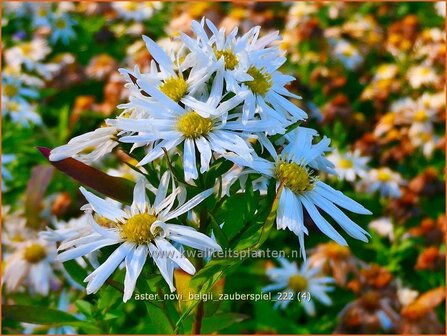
<box><xmin>2</xmin><ymin>2</ymin><xmax>445</xmax><ymax>334</ymax></box>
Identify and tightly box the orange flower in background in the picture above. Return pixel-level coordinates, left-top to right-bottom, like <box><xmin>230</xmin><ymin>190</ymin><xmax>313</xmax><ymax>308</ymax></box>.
<box><xmin>400</xmin><ymin>287</ymin><xmax>445</xmax><ymax>334</ymax></box>
<box><xmin>309</xmin><ymin>242</ymin><xmax>359</xmax><ymax>286</ymax></box>
<box><xmin>415</xmin><ymin>246</ymin><xmax>445</xmax><ymax>271</ymax></box>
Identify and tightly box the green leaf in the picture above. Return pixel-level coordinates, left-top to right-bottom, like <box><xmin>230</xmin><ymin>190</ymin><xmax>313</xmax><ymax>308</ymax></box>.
<box><xmin>37</xmin><ymin>147</ymin><xmax>134</xmax><ymax>204</ymax></box>
<box><xmin>3</xmin><ymin>305</ymin><xmax>80</xmax><ymax>325</ymax></box>
<box><xmin>75</xmin><ymin>300</ymin><xmax>93</xmax><ymax>317</ymax></box>
<box><xmin>201</xmin><ymin>313</ymin><xmax>249</xmax><ymax>333</ymax></box>
<box><xmin>63</xmin><ymin>259</ymin><xmax>89</xmax><ymax>287</ymax></box>
<box><xmin>137</xmin><ymin>276</ymin><xmax>175</xmax><ymax>334</ymax></box>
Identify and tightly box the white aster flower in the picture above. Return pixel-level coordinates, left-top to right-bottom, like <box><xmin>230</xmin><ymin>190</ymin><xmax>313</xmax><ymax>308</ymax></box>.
<box><xmin>50</xmin><ymin>13</ymin><xmax>76</xmax><ymax>45</ymax></box>
<box><xmin>358</xmin><ymin>168</ymin><xmax>404</xmax><ymax>198</ymax></box>
<box><xmin>263</xmin><ymin>258</ymin><xmax>334</xmax><ymax>315</ymax></box>
<box><xmin>114</xmin><ymin>74</ymin><xmax>262</xmax><ymax>180</ymax></box>
<box><xmin>2</xmin><ymin>206</ymin><xmax>36</xmax><ymax>248</ymax></box>
<box><xmin>3</xmin><ymin>239</ymin><xmax>57</xmax><ymax>295</ymax></box>
<box><xmin>50</xmin><ymin>126</ymin><xmax>119</xmax><ymax>163</ymax></box>
<box><xmin>2</xmin><ymin>74</ymin><xmax>41</xmax><ymax>125</ymax></box>
<box><xmin>407</xmin><ymin>64</ymin><xmax>438</xmax><ymax>89</ymax></box>
<box><xmin>331</xmin><ymin>39</ymin><xmax>363</xmax><ymax>70</ymax></box>
<box><xmin>369</xmin><ymin>217</ymin><xmax>394</xmax><ymax>241</ymax></box>
<box><xmin>327</xmin><ymin>149</ymin><xmax>369</xmax><ymax>182</ymax></box>
<box><xmin>5</xmin><ymin>39</ymin><xmax>50</xmax><ymax>72</ymax></box>
<box><xmin>182</xmin><ymin>18</ymin><xmax>306</xmax><ymax>131</ymax></box>
<box><xmin>56</xmin><ymin>174</ymin><xmax>221</xmax><ymax>301</ymax></box>
<box><xmin>286</xmin><ymin>2</ymin><xmax>318</xmax><ymax>29</ymax></box>
<box><xmin>182</xmin><ymin>19</ymin><xmax>282</xmax><ymax>93</ymax></box>
<box><xmin>28</xmin><ymin>2</ymin><xmax>53</xmax><ymax>27</ymax></box>
<box><xmin>225</xmin><ymin>128</ymin><xmax>371</xmax><ymax>259</ymax></box>
<box><xmin>373</xmin><ymin>64</ymin><xmax>398</xmax><ymax>81</ymax></box>
<box><xmin>112</xmin><ymin>2</ymin><xmax>161</xmax><ymax>22</ymax></box>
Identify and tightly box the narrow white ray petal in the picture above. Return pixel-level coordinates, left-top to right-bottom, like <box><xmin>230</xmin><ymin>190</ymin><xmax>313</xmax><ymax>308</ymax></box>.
<box><xmin>164</xmin><ymin>188</ymin><xmax>214</xmax><ymax>221</ymax></box>
<box><xmin>148</xmin><ymin>243</ymin><xmax>176</xmax><ymax>292</ymax></box>
<box><xmin>262</xmin><ymin>282</ymin><xmax>288</xmax><ymax>293</ymax></box>
<box><xmin>131</xmin><ymin>178</ymin><xmax>148</xmax><ymax>214</ymax></box>
<box><xmin>309</xmin><ymin>191</ymin><xmax>370</xmax><ymax>242</ymax></box>
<box><xmin>123</xmin><ymin>245</ymin><xmax>148</xmax><ymax>302</ymax></box>
<box><xmin>181</xmin><ymin>96</ymin><xmax>216</xmax><ymax>117</ymax></box>
<box><xmin>153</xmin><ymin>171</ymin><xmax>171</xmax><ymax>210</ymax></box>
<box><xmin>300</xmin><ymin>195</ymin><xmax>348</xmax><ymax>246</ymax></box>
<box><xmin>142</xmin><ymin>35</ymin><xmax>174</xmax><ymax>74</ymax></box>
<box><xmin>85</xmin><ymin>243</ymin><xmax>133</xmax><ymax>294</ymax></box>
<box><xmin>154</xmin><ymin>238</ymin><xmax>196</xmax><ymax>275</ymax></box>
<box><xmin>167</xmin><ymin>225</ymin><xmax>222</xmax><ymax>251</ymax></box>
<box><xmin>80</xmin><ymin>187</ymin><xmax>126</xmax><ymax>222</ymax></box>
<box><xmin>57</xmin><ymin>238</ymin><xmax>119</xmax><ymax>262</ymax></box>
<box><xmin>315</xmin><ymin>181</ymin><xmax>372</xmax><ymax>215</ymax></box>
<box><xmin>58</xmin><ymin>233</ymin><xmax>103</xmax><ymax>251</ymax></box>
<box><xmin>207</xmin><ymin>70</ymin><xmax>223</xmax><ymax>108</ymax></box>
<box><xmin>195</xmin><ymin>136</ymin><xmax>212</xmax><ymax>173</ymax></box>
<box><xmin>85</xmin><ymin>212</ymin><xmax>121</xmax><ymax>240</ymax></box>
<box><xmin>138</xmin><ymin>137</ymin><xmax>183</xmax><ymax>166</ymax></box>
<box><xmin>183</xmin><ymin>138</ymin><xmax>198</xmax><ymax>181</ymax></box>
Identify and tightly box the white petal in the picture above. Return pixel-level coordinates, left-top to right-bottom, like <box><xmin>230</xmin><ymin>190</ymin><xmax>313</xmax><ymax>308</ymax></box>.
<box><xmin>148</xmin><ymin>243</ymin><xmax>176</xmax><ymax>292</ymax></box>
<box><xmin>309</xmin><ymin>191</ymin><xmax>370</xmax><ymax>242</ymax></box>
<box><xmin>131</xmin><ymin>178</ymin><xmax>148</xmax><ymax>214</ymax></box>
<box><xmin>123</xmin><ymin>245</ymin><xmax>148</xmax><ymax>302</ymax></box>
<box><xmin>300</xmin><ymin>195</ymin><xmax>348</xmax><ymax>246</ymax></box>
<box><xmin>315</xmin><ymin>182</ymin><xmax>372</xmax><ymax>215</ymax></box>
<box><xmin>142</xmin><ymin>35</ymin><xmax>174</xmax><ymax>74</ymax></box>
<box><xmin>154</xmin><ymin>238</ymin><xmax>195</xmax><ymax>275</ymax></box>
<box><xmin>183</xmin><ymin>139</ymin><xmax>198</xmax><ymax>181</ymax></box>
<box><xmin>195</xmin><ymin>137</ymin><xmax>212</xmax><ymax>173</ymax></box>
<box><xmin>85</xmin><ymin>243</ymin><xmax>133</xmax><ymax>294</ymax></box>
<box><xmin>167</xmin><ymin>224</ymin><xmax>222</xmax><ymax>251</ymax></box>
<box><xmin>57</xmin><ymin>238</ymin><xmax>119</xmax><ymax>262</ymax></box>
<box><xmin>153</xmin><ymin>171</ymin><xmax>171</xmax><ymax>210</ymax></box>
<box><xmin>80</xmin><ymin>187</ymin><xmax>126</xmax><ymax>222</ymax></box>
<box><xmin>165</xmin><ymin>188</ymin><xmax>213</xmax><ymax>221</ymax></box>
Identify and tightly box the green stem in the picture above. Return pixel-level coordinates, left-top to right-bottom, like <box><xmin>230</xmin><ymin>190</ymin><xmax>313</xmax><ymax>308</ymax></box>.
<box><xmin>192</xmin><ymin>206</ymin><xmax>207</xmax><ymax>334</ymax></box>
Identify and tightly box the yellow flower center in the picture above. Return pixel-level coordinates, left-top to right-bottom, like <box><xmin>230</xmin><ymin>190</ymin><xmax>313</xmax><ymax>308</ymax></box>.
<box><xmin>244</xmin><ymin>66</ymin><xmax>272</xmax><ymax>95</ymax></box>
<box><xmin>124</xmin><ymin>2</ymin><xmax>138</xmax><ymax>11</ymax></box>
<box><xmin>341</xmin><ymin>46</ymin><xmax>356</xmax><ymax>57</ymax></box>
<box><xmin>177</xmin><ymin>112</ymin><xmax>213</xmax><ymax>139</ymax></box>
<box><xmin>377</xmin><ymin>169</ymin><xmax>391</xmax><ymax>182</ymax></box>
<box><xmin>288</xmin><ymin>274</ymin><xmax>308</xmax><ymax>292</ymax></box>
<box><xmin>11</xmin><ymin>234</ymin><xmax>25</xmax><ymax>242</ymax></box>
<box><xmin>339</xmin><ymin>158</ymin><xmax>353</xmax><ymax>169</ymax></box>
<box><xmin>7</xmin><ymin>102</ymin><xmax>20</xmax><ymax>113</ymax></box>
<box><xmin>214</xmin><ymin>48</ymin><xmax>239</xmax><ymax>70</ymax></box>
<box><xmin>414</xmin><ymin>110</ymin><xmax>428</xmax><ymax>122</ymax></box>
<box><xmin>23</xmin><ymin>243</ymin><xmax>47</xmax><ymax>263</ymax></box>
<box><xmin>37</xmin><ymin>7</ymin><xmax>48</xmax><ymax>17</ymax></box>
<box><xmin>420</xmin><ymin>67</ymin><xmax>430</xmax><ymax>76</ymax></box>
<box><xmin>55</xmin><ymin>18</ymin><xmax>67</xmax><ymax>29</ymax></box>
<box><xmin>20</xmin><ymin>43</ymin><xmax>33</xmax><ymax>56</ymax></box>
<box><xmin>119</xmin><ymin>213</ymin><xmax>158</xmax><ymax>244</ymax></box>
<box><xmin>159</xmin><ymin>76</ymin><xmax>188</xmax><ymax>102</ymax></box>
<box><xmin>274</xmin><ymin>161</ymin><xmax>314</xmax><ymax>195</ymax></box>
<box><xmin>4</xmin><ymin>84</ymin><xmax>18</xmax><ymax>97</ymax></box>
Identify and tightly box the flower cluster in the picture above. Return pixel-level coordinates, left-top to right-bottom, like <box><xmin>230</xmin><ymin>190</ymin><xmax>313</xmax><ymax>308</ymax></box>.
<box><xmin>50</xmin><ymin>18</ymin><xmax>371</xmax><ymax>272</ymax></box>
